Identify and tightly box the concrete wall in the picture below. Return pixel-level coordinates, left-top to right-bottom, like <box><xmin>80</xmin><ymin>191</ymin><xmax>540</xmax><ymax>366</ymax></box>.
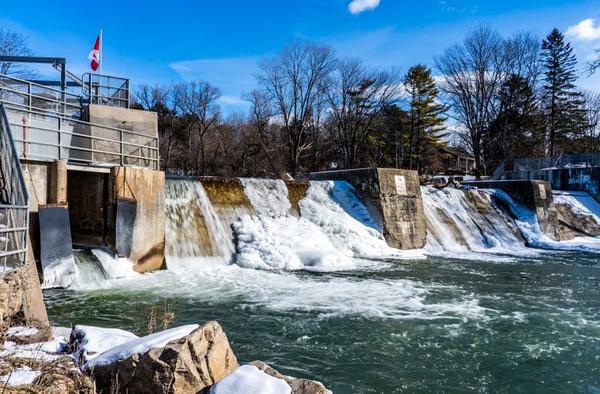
<box><xmin>86</xmin><ymin>105</ymin><xmax>158</xmax><ymax>167</ymax></box>
<box><xmin>310</xmin><ymin>168</ymin><xmax>427</xmax><ymax>250</ymax></box>
<box><xmin>112</xmin><ymin>167</ymin><xmax>165</xmax><ymax>272</ymax></box>
<box><xmin>463</xmin><ymin>179</ymin><xmax>559</xmax><ymax>240</ymax></box>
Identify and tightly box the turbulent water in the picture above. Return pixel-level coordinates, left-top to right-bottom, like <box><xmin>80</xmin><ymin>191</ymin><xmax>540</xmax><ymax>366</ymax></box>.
<box><xmin>43</xmin><ymin>179</ymin><xmax>600</xmax><ymax>392</ymax></box>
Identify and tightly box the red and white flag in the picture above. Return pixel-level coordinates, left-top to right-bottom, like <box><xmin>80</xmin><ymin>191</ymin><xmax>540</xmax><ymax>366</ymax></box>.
<box><xmin>88</xmin><ymin>32</ymin><xmax>101</xmax><ymax>71</ymax></box>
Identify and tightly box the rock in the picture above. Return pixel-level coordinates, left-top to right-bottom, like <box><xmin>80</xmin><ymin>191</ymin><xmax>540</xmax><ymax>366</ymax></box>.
<box><xmin>555</xmin><ymin>202</ymin><xmax>600</xmax><ymax>240</ymax></box>
<box><xmin>0</xmin><ymin>272</ymin><xmax>23</xmax><ymax>326</ymax></box>
<box><xmin>89</xmin><ymin>321</ymin><xmax>238</xmax><ymax>393</ymax></box>
<box><xmin>248</xmin><ymin>361</ymin><xmax>331</xmax><ymax>394</ymax></box>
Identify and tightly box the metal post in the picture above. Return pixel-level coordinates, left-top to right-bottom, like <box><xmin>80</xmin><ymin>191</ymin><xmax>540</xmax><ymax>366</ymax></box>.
<box><xmin>120</xmin><ymin>129</ymin><xmax>123</xmax><ymax>166</ymax></box>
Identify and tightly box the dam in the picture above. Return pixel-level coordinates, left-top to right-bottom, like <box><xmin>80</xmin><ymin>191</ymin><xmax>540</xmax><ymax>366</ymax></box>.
<box><xmin>2</xmin><ymin>58</ymin><xmax>600</xmax><ymax>393</ymax></box>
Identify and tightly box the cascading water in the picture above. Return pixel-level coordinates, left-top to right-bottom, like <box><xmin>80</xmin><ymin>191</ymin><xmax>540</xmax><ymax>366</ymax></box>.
<box><xmin>165</xmin><ymin>179</ymin><xmax>234</xmax><ymax>261</ymax></box>
<box><xmin>422</xmin><ymin>186</ymin><xmax>529</xmax><ymax>257</ymax></box>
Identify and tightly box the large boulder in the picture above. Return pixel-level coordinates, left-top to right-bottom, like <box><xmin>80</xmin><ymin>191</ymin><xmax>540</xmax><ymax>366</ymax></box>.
<box><xmin>248</xmin><ymin>361</ymin><xmax>331</xmax><ymax>394</ymax></box>
<box><xmin>88</xmin><ymin>321</ymin><xmax>238</xmax><ymax>393</ymax></box>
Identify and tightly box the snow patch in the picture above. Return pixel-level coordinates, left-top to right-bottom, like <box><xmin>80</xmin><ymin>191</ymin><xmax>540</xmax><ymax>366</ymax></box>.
<box><xmin>85</xmin><ymin>324</ymin><xmax>199</xmax><ymax>369</ymax></box>
<box><xmin>0</xmin><ymin>366</ymin><xmax>41</xmax><ymax>386</ymax></box>
<box><xmin>210</xmin><ymin>365</ymin><xmax>291</xmax><ymax>394</ymax></box>
<box><xmin>71</xmin><ymin>325</ymin><xmax>139</xmax><ymax>363</ymax></box>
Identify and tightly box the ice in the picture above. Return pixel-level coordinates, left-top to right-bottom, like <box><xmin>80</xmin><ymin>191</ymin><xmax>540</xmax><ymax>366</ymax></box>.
<box><xmin>241</xmin><ymin>178</ymin><xmax>292</xmax><ymax>217</ymax></box>
<box><xmin>42</xmin><ymin>256</ymin><xmax>78</xmax><ymax>289</ymax></box>
<box><xmin>85</xmin><ymin>324</ymin><xmax>199</xmax><ymax>369</ymax></box>
<box><xmin>0</xmin><ymin>366</ymin><xmax>41</xmax><ymax>386</ymax></box>
<box><xmin>210</xmin><ymin>365</ymin><xmax>291</xmax><ymax>394</ymax></box>
<box><xmin>70</xmin><ymin>325</ymin><xmax>140</xmax><ymax>363</ymax></box>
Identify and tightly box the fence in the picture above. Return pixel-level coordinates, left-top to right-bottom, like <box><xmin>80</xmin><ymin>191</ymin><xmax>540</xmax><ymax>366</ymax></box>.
<box><xmin>0</xmin><ymin>104</ymin><xmax>29</xmax><ymax>272</ymax></box>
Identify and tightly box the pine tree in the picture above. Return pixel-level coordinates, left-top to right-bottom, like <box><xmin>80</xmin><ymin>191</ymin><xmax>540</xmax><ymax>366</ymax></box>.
<box><xmin>403</xmin><ymin>64</ymin><xmax>448</xmax><ymax>173</ymax></box>
<box><xmin>485</xmin><ymin>74</ymin><xmax>545</xmax><ymax>170</ymax></box>
<box><xmin>541</xmin><ymin>28</ymin><xmax>585</xmax><ymax>157</ymax></box>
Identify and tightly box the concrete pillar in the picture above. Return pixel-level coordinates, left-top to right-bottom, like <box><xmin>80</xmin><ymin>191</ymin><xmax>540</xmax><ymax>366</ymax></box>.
<box><xmin>20</xmin><ymin>235</ymin><xmax>49</xmax><ymax>326</ymax></box>
<box><xmin>48</xmin><ymin>160</ymin><xmax>67</xmax><ymax>204</ymax></box>
<box><xmin>111</xmin><ymin>167</ymin><xmax>166</xmax><ymax>272</ymax></box>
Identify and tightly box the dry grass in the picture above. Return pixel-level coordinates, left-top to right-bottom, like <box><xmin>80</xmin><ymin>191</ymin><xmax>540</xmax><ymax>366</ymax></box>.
<box><xmin>146</xmin><ymin>301</ymin><xmax>176</xmax><ymax>335</ymax></box>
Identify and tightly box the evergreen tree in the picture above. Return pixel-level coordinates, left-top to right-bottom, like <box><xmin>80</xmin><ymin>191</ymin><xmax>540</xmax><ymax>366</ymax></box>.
<box><xmin>540</xmin><ymin>28</ymin><xmax>585</xmax><ymax>157</ymax></box>
<box><xmin>403</xmin><ymin>64</ymin><xmax>448</xmax><ymax>173</ymax></box>
<box><xmin>485</xmin><ymin>74</ymin><xmax>545</xmax><ymax>170</ymax></box>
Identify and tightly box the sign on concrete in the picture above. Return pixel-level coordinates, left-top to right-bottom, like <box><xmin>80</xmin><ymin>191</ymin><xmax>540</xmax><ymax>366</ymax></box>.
<box><xmin>538</xmin><ymin>184</ymin><xmax>547</xmax><ymax>200</ymax></box>
<box><xmin>116</xmin><ymin>198</ymin><xmax>137</xmax><ymax>258</ymax></box>
<box><xmin>394</xmin><ymin>175</ymin><xmax>407</xmax><ymax>195</ymax></box>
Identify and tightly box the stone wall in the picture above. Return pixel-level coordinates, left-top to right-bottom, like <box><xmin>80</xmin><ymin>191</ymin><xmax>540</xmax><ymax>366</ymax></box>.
<box><xmin>310</xmin><ymin>168</ymin><xmax>427</xmax><ymax>249</ymax></box>
<box><xmin>463</xmin><ymin>179</ymin><xmax>560</xmax><ymax>240</ymax></box>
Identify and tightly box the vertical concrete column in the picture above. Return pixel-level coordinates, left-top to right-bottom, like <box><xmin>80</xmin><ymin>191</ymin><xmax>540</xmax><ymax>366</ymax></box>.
<box><xmin>48</xmin><ymin>160</ymin><xmax>68</xmax><ymax>204</ymax></box>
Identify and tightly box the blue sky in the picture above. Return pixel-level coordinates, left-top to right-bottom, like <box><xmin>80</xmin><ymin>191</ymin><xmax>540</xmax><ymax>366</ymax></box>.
<box><xmin>1</xmin><ymin>0</ymin><xmax>600</xmax><ymax>113</ymax></box>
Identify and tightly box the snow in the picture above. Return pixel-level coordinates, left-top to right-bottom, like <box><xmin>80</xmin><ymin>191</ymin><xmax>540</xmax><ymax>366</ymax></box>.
<box><xmin>0</xmin><ymin>341</ymin><xmax>61</xmax><ymax>362</ymax></box>
<box><xmin>210</xmin><ymin>365</ymin><xmax>291</xmax><ymax>394</ymax></box>
<box><xmin>7</xmin><ymin>326</ymin><xmax>39</xmax><ymax>337</ymax></box>
<box><xmin>71</xmin><ymin>325</ymin><xmax>139</xmax><ymax>363</ymax></box>
<box><xmin>0</xmin><ymin>366</ymin><xmax>41</xmax><ymax>386</ymax></box>
<box><xmin>84</xmin><ymin>324</ymin><xmax>199</xmax><ymax>369</ymax></box>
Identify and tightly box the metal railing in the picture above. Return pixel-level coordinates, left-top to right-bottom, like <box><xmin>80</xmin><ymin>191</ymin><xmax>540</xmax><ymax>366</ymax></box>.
<box><xmin>0</xmin><ymin>103</ymin><xmax>29</xmax><ymax>272</ymax></box>
<box><xmin>4</xmin><ymin>104</ymin><xmax>159</xmax><ymax>169</ymax></box>
<box><xmin>0</xmin><ymin>74</ymin><xmax>83</xmax><ymax>118</ymax></box>
<box><xmin>0</xmin><ymin>74</ymin><xmax>159</xmax><ymax>170</ymax></box>
<box><xmin>82</xmin><ymin>73</ymin><xmax>130</xmax><ymax>108</ymax></box>
<box><xmin>494</xmin><ymin>153</ymin><xmax>600</xmax><ymax>179</ymax></box>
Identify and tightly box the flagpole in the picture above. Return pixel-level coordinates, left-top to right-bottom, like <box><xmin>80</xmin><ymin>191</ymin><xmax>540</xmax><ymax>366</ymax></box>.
<box><xmin>99</xmin><ymin>28</ymin><xmax>103</xmax><ymax>75</ymax></box>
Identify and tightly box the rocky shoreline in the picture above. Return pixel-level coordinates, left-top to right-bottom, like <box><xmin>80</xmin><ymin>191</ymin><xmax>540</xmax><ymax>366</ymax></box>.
<box><xmin>1</xmin><ymin>270</ymin><xmax>330</xmax><ymax>393</ymax></box>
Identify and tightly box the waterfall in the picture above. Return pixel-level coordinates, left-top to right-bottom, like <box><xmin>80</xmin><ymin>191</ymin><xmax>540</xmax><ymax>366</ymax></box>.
<box><xmin>422</xmin><ymin>186</ymin><xmax>528</xmax><ymax>256</ymax></box>
<box><xmin>165</xmin><ymin>179</ymin><xmax>235</xmax><ymax>261</ymax></box>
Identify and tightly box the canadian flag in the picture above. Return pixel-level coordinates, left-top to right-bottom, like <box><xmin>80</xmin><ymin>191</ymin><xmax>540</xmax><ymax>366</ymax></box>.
<box><xmin>88</xmin><ymin>32</ymin><xmax>101</xmax><ymax>71</ymax></box>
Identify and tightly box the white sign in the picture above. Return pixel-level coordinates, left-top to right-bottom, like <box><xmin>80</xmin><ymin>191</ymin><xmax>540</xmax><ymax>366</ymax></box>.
<box><xmin>395</xmin><ymin>175</ymin><xmax>407</xmax><ymax>195</ymax></box>
<box><xmin>538</xmin><ymin>184</ymin><xmax>547</xmax><ymax>200</ymax></box>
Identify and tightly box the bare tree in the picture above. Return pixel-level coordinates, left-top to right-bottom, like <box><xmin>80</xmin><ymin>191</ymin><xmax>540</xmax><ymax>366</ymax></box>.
<box><xmin>435</xmin><ymin>25</ymin><xmax>507</xmax><ymax>174</ymax></box>
<box><xmin>173</xmin><ymin>81</ymin><xmax>221</xmax><ymax>174</ymax></box>
<box><xmin>135</xmin><ymin>84</ymin><xmax>170</xmax><ymax>111</ymax></box>
<box><xmin>257</xmin><ymin>42</ymin><xmax>336</xmax><ymax>176</ymax></box>
<box><xmin>581</xmin><ymin>91</ymin><xmax>600</xmax><ymax>151</ymax></box>
<box><xmin>244</xmin><ymin>90</ymin><xmax>282</xmax><ymax>176</ymax></box>
<box><xmin>326</xmin><ymin>58</ymin><xmax>402</xmax><ymax>168</ymax></box>
<box><xmin>0</xmin><ymin>28</ymin><xmax>33</xmax><ymax>77</ymax></box>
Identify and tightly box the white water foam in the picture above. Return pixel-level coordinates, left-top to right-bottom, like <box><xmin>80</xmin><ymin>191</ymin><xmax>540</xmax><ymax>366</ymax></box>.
<box><xmin>91</xmin><ymin>257</ymin><xmax>489</xmax><ymax>321</ymax></box>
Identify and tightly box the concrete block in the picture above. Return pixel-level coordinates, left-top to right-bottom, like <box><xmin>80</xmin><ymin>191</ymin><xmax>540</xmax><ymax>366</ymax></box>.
<box><xmin>310</xmin><ymin>168</ymin><xmax>427</xmax><ymax>250</ymax></box>
<box><xmin>49</xmin><ymin>160</ymin><xmax>68</xmax><ymax>204</ymax></box>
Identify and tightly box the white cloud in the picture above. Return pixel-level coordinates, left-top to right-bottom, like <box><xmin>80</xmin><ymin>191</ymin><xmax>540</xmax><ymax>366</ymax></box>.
<box><xmin>348</xmin><ymin>0</ymin><xmax>380</xmax><ymax>15</ymax></box>
<box><xmin>566</xmin><ymin>18</ymin><xmax>600</xmax><ymax>41</ymax></box>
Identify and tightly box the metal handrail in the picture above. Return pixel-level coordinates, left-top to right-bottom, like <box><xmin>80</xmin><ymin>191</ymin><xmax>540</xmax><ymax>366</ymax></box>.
<box><xmin>3</xmin><ymin>104</ymin><xmax>159</xmax><ymax>169</ymax></box>
<box><xmin>0</xmin><ymin>103</ymin><xmax>29</xmax><ymax>272</ymax></box>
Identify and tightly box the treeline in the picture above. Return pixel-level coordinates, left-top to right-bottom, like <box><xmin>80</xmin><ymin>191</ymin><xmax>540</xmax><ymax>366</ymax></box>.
<box><xmin>133</xmin><ymin>26</ymin><xmax>600</xmax><ymax>178</ymax></box>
